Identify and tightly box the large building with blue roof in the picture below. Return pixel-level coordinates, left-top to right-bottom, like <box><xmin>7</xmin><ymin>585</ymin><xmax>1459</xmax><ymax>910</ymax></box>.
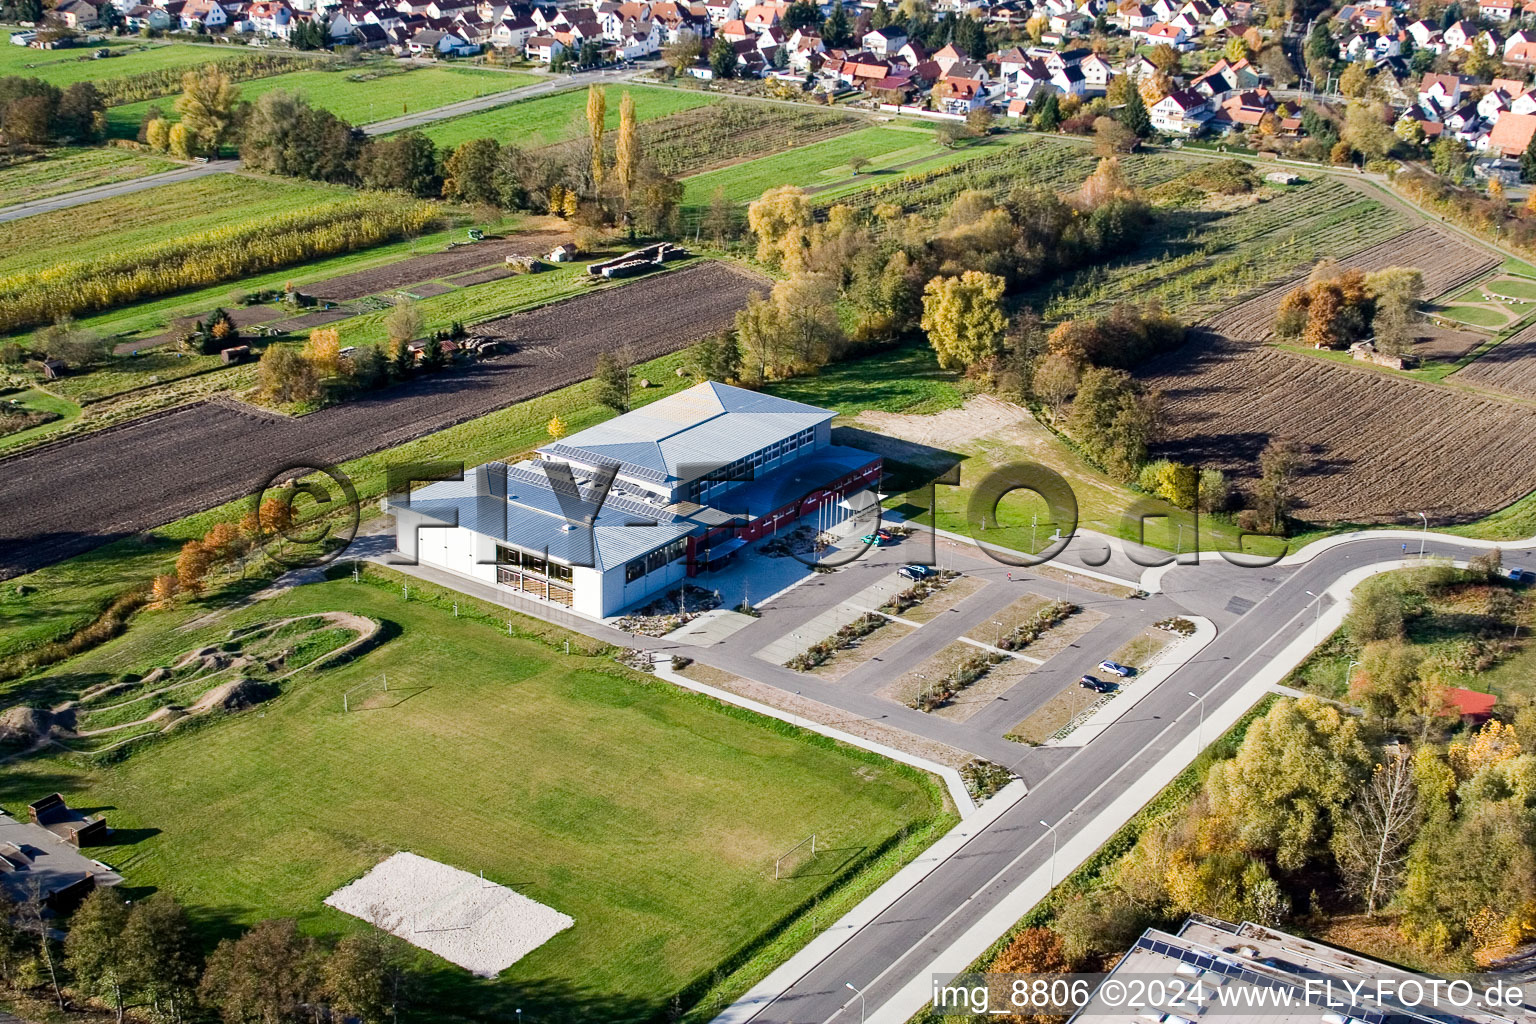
<box><xmin>390</xmin><ymin>381</ymin><xmax>883</xmax><ymax>618</ymax></box>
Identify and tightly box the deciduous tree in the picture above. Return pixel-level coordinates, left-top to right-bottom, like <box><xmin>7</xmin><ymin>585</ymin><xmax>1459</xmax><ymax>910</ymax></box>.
<box><xmin>174</xmin><ymin>63</ymin><xmax>239</xmax><ymax>156</ymax></box>
<box><xmin>199</xmin><ymin>919</ymin><xmax>323</xmax><ymax>1024</ymax></box>
<box><xmin>66</xmin><ymin>889</ymin><xmax>130</xmax><ymax>1023</ymax></box>
<box><xmin>920</xmin><ymin>270</ymin><xmax>1008</xmax><ymax>369</ymax></box>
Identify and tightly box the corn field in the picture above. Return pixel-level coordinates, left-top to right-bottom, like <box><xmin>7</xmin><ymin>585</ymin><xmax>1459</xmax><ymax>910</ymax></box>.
<box><xmin>0</xmin><ymin>196</ymin><xmax>439</xmax><ymax>333</ymax></box>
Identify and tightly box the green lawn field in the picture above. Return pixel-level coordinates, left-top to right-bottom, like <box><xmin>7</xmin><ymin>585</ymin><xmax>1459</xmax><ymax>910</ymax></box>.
<box><xmin>0</xmin><ymin>575</ymin><xmax>946</xmax><ymax>1023</ymax></box>
<box><xmin>0</xmin><ymin>36</ymin><xmax>255</xmax><ymax>87</ymax></box>
<box><xmin>0</xmin><ymin>173</ymin><xmax>347</xmax><ymax>276</ymax></box>
<box><xmin>0</xmin><ymin>387</ymin><xmax>80</xmax><ymax>452</ymax></box>
<box><xmin>680</xmin><ymin>125</ymin><xmax>946</xmax><ymax>208</ymax></box>
<box><xmin>0</xmin><ymin>147</ymin><xmax>178</xmax><ymax>206</ymax></box>
<box><xmin>418</xmin><ymin>83</ymin><xmax>714</xmax><ymax>150</ymax></box>
<box><xmin>107</xmin><ymin>65</ymin><xmax>538</xmax><ymax>134</ymax></box>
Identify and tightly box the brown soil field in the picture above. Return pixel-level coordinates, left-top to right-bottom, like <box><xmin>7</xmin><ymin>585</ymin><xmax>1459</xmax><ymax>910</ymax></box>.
<box><xmin>0</xmin><ymin>262</ymin><xmax>766</xmax><ymax>580</ymax></box>
<box><xmin>1414</xmin><ymin>323</ymin><xmax>1488</xmax><ymax>362</ymax></box>
<box><xmin>444</xmin><ymin>266</ymin><xmax>514</xmax><ymax>287</ymax></box>
<box><xmin>1453</xmin><ymin>318</ymin><xmax>1536</xmax><ymax>400</ymax></box>
<box><xmin>308</xmin><ymin>228</ymin><xmax>572</xmax><ymax>301</ymax></box>
<box><xmin>1200</xmin><ymin>226</ymin><xmax>1500</xmax><ymax>343</ymax></box>
<box><xmin>1139</xmin><ymin>334</ymin><xmax>1536</xmax><ymax>522</ymax></box>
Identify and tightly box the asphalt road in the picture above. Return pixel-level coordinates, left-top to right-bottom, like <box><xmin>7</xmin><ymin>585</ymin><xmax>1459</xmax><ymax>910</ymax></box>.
<box><xmin>739</xmin><ymin>536</ymin><xmax>1536</xmax><ymax>1024</ymax></box>
<box><xmin>0</xmin><ymin>262</ymin><xmax>762</xmax><ymax>581</ymax></box>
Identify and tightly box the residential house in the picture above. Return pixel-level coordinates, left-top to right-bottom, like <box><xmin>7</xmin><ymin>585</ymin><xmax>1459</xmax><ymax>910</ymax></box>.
<box><xmin>1404</xmin><ymin>19</ymin><xmax>1442</xmax><ymax>51</ymax></box>
<box><xmin>937</xmin><ymin>64</ymin><xmax>990</xmax><ymax>113</ymax></box>
<box><xmin>179</xmin><ymin>0</ymin><xmax>228</xmax><ymax>30</ymax></box>
<box><xmin>1137</xmin><ymin>21</ymin><xmax>1190</xmax><ymax>47</ymax></box>
<box><xmin>50</xmin><ymin>0</ymin><xmax>100</xmax><ymax>27</ymax></box>
<box><xmin>702</xmin><ymin>0</ymin><xmax>737</xmax><ymax>24</ymax></box>
<box><xmin>1489</xmin><ymin>110</ymin><xmax>1536</xmax><ymax>155</ymax></box>
<box><xmin>490</xmin><ymin>14</ymin><xmax>537</xmax><ymax>48</ymax></box>
<box><xmin>1505</xmin><ymin>29</ymin><xmax>1536</xmax><ymax>64</ymax></box>
<box><xmin>1480</xmin><ymin>0</ymin><xmax>1515</xmax><ymax>20</ymax></box>
<box><xmin>1149</xmin><ymin>88</ymin><xmax>1212</xmax><ymax>133</ymax></box>
<box><xmin>1418</xmin><ymin>72</ymin><xmax>1476</xmax><ymax>112</ymax></box>
<box><xmin>1115</xmin><ymin>2</ymin><xmax>1155</xmax><ymax>29</ymax></box>
<box><xmin>1443</xmin><ymin>19</ymin><xmax>1480</xmax><ymax>51</ymax></box>
<box><xmin>1079</xmin><ymin>51</ymin><xmax>1114</xmax><ymax>89</ymax></box>
<box><xmin>861</xmin><ymin>24</ymin><xmax>905</xmax><ymax>55</ymax></box>
<box><xmin>1190</xmin><ymin>55</ymin><xmax>1260</xmax><ymax>99</ymax></box>
<box><xmin>525</xmin><ymin>32</ymin><xmax>564</xmax><ymax>58</ymax></box>
<box><xmin>931</xmin><ymin>41</ymin><xmax>965</xmax><ymax>74</ymax></box>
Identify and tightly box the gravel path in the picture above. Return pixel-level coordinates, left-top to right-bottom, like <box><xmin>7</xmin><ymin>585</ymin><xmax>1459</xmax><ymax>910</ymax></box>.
<box><xmin>0</xmin><ymin>262</ymin><xmax>766</xmax><ymax>581</ymax></box>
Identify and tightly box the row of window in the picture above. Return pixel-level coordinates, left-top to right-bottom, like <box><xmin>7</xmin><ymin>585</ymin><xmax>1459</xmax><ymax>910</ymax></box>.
<box><xmin>684</xmin><ymin>429</ymin><xmax>815</xmax><ymax>503</ymax></box>
<box><xmin>496</xmin><ymin>546</ymin><xmax>574</xmax><ymax>583</ymax></box>
<box><xmin>624</xmin><ymin>538</ymin><xmax>687</xmax><ymax>583</ymax></box>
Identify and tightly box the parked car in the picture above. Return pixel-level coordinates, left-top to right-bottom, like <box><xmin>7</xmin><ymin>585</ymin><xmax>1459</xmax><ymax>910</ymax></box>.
<box><xmin>1098</xmin><ymin>660</ymin><xmax>1135</xmax><ymax>678</ymax></box>
<box><xmin>861</xmin><ymin>533</ymin><xmax>887</xmax><ymax>546</ymax></box>
<box><xmin>1079</xmin><ymin>675</ymin><xmax>1115</xmax><ymax>692</ymax></box>
<box><xmin>1507</xmin><ymin>567</ymin><xmax>1535</xmax><ymax>584</ymax></box>
<box><xmin>898</xmin><ymin>564</ymin><xmax>935</xmax><ymax>581</ymax></box>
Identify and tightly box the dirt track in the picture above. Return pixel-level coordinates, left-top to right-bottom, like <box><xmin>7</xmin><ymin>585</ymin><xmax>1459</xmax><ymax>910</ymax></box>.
<box><xmin>0</xmin><ymin>262</ymin><xmax>766</xmax><ymax>581</ymax></box>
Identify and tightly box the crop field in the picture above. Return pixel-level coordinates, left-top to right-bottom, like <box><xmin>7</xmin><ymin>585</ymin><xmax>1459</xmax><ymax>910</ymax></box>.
<box><xmin>0</xmin><ymin>262</ymin><xmax>765</xmax><ymax>579</ymax></box>
<box><xmin>1454</xmin><ymin>317</ymin><xmax>1536</xmax><ymax>399</ymax></box>
<box><xmin>1201</xmin><ymin>224</ymin><xmax>1500</xmax><ymax>342</ymax></box>
<box><xmin>0</xmin><ymin>575</ymin><xmax>944</xmax><ymax>1023</ymax></box>
<box><xmin>680</xmin><ymin>124</ymin><xmax>948</xmax><ymax>208</ymax></box>
<box><xmin>1031</xmin><ymin>177</ymin><xmax>1410</xmax><ymax>322</ymax></box>
<box><xmin>418</xmin><ymin>84</ymin><xmax>715</xmax><ymax>151</ymax></box>
<box><xmin>0</xmin><ymin>147</ymin><xmax>178</xmax><ymax>206</ymax></box>
<box><xmin>826</xmin><ymin>135</ymin><xmax>1186</xmax><ymax>218</ymax></box>
<box><xmin>1138</xmin><ymin>335</ymin><xmax>1536</xmax><ymax>522</ymax></box>
<box><xmin>0</xmin><ymin>37</ymin><xmax>257</xmax><ymax>87</ymax></box>
<box><xmin>107</xmin><ymin>64</ymin><xmax>536</xmax><ymax>134</ymax></box>
<box><xmin>542</xmin><ymin>100</ymin><xmax>862</xmax><ymax>178</ymax></box>
<box><xmin>0</xmin><ymin>173</ymin><xmax>345</xmax><ymax>277</ymax></box>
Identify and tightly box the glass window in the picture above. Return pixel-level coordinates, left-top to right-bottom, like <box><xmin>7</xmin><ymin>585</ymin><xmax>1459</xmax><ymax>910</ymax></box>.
<box><xmin>548</xmin><ymin>562</ymin><xmax>573</xmax><ymax>583</ymax></box>
<box><xmin>626</xmin><ymin>559</ymin><xmax>645</xmax><ymax>583</ymax></box>
<box><xmin>496</xmin><ymin>546</ymin><xmax>521</xmax><ymax>566</ymax></box>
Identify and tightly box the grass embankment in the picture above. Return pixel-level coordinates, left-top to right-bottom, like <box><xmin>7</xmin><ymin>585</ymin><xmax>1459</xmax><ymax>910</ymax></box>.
<box><xmin>0</xmin><ymin>572</ymin><xmax>947</xmax><ymax>1024</ymax></box>
<box><xmin>417</xmin><ymin>83</ymin><xmax>714</xmax><ymax>150</ymax></box>
<box><xmin>106</xmin><ymin>65</ymin><xmax>538</xmax><ymax>135</ymax></box>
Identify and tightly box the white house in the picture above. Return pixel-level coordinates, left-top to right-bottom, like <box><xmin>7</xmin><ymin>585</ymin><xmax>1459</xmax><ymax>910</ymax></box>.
<box><xmin>861</xmin><ymin>24</ymin><xmax>906</xmax><ymax>56</ymax></box>
<box><xmin>390</xmin><ymin>382</ymin><xmax>882</xmax><ymax>620</ymax></box>
<box><xmin>1150</xmin><ymin>88</ymin><xmax>1212</xmax><ymax>133</ymax></box>
<box><xmin>1480</xmin><ymin>0</ymin><xmax>1515</xmax><ymax>20</ymax></box>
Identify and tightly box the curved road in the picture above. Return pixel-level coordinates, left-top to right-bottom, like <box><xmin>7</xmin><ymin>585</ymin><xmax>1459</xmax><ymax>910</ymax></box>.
<box><xmin>733</xmin><ymin>532</ymin><xmax>1536</xmax><ymax>1024</ymax></box>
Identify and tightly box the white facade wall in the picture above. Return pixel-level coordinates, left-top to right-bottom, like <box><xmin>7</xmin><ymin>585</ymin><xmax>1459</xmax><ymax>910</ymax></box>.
<box><xmin>400</xmin><ymin>512</ymin><xmax>689</xmax><ymax>619</ymax></box>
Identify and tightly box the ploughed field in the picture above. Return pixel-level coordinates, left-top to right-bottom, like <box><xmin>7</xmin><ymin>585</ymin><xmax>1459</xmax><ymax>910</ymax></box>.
<box><xmin>1453</xmin><ymin>317</ymin><xmax>1536</xmax><ymax>400</ymax></box>
<box><xmin>1140</xmin><ymin>334</ymin><xmax>1536</xmax><ymax>522</ymax></box>
<box><xmin>0</xmin><ymin>262</ymin><xmax>766</xmax><ymax>579</ymax></box>
<box><xmin>1139</xmin><ymin>226</ymin><xmax>1536</xmax><ymax>523</ymax></box>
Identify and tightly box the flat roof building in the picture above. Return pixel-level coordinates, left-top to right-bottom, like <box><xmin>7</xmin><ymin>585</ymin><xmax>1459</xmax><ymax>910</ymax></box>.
<box><xmin>390</xmin><ymin>381</ymin><xmax>882</xmax><ymax>618</ymax></box>
<box><xmin>1072</xmin><ymin>916</ymin><xmax>1522</xmax><ymax>1024</ymax></box>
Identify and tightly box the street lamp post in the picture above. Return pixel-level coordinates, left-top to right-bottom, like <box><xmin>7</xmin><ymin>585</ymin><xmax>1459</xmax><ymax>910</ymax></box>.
<box><xmin>845</xmin><ymin>982</ymin><xmax>866</xmax><ymax>1024</ymax></box>
<box><xmin>1188</xmin><ymin>690</ymin><xmax>1206</xmax><ymax>751</ymax></box>
<box><xmin>1346</xmin><ymin>659</ymin><xmax>1360</xmax><ymax>690</ymax></box>
<box><xmin>1039</xmin><ymin>817</ymin><xmax>1066</xmax><ymax>887</ymax></box>
<box><xmin>993</xmin><ymin>620</ymin><xmax>1003</xmax><ymax>647</ymax></box>
<box><xmin>1305</xmin><ymin>590</ymin><xmax>1322</xmax><ymax>642</ymax></box>
<box><xmin>1417</xmin><ymin>512</ymin><xmax>1428</xmax><ymax>557</ymax></box>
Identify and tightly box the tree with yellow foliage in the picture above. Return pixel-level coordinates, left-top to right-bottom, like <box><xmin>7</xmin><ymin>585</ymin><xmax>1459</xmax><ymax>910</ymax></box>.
<box><xmin>1448</xmin><ymin>719</ymin><xmax>1522</xmax><ymax>780</ymax></box>
<box><xmin>176</xmin><ymin>540</ymin><xmax>213</xmax><ymax>595</ymax></box>
<box><xmin>302</xmin><ymin>327</ymin><xmax>342</xmax><ymax>379</ymax></box>
<box><xmin>586</xmin><ymin>83</ymin><xmax>606</xmax><ymax>186</ymax></box>
<box><xmin>174</xmin><ymin>63</ymin><xmax>239</xmax><ymax>156</ymax></box>
<box><xmin>746</xmin><ymin>185</ymin><xmax>814</xmax><ymax>266</ymax></box>
<box><xmin>614</xmin><ymin>91</ymin><xmax>638</xmax><ymax>198</ymax></box>
<box><xmin>152</xmin><ymin>574</ymin><xmax>179</xmax><ymax>607</ymax></box>
<box><xmin>547</xmin><ymin>414</ymin><xmax>566</xmax><ymax>439</ymax></box>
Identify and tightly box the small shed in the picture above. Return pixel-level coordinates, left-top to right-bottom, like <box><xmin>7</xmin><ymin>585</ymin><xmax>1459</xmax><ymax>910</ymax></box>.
<box><xmin>40</xmin><ymin>358</ymin><xmax>66</xmax><ymax>380</ymax></box>
<box><xmin>220</xmin><ymin>345</ymin><xmax>251</xmax><ymax>365</ymax></box>
<box><xmin>1442</xmin><ymin>687</ymin><xmax>1498</xmax><ymax>724</ymax></box>
<box><xmin>548</xmin><ymin>243</ymin><xmax>578</xmax><ymax>263</ymax></box>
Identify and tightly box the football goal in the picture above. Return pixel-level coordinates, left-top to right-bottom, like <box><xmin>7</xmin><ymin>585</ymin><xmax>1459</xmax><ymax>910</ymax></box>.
<box><xmin>342</xmin><ymin>673</ymin><xmax>389</xmax><ymax>712</ymax></box>
<box><xmin>774</xmin><ymin>832</ymin><xmax>817</xmax><ymax>880</ymax></box>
